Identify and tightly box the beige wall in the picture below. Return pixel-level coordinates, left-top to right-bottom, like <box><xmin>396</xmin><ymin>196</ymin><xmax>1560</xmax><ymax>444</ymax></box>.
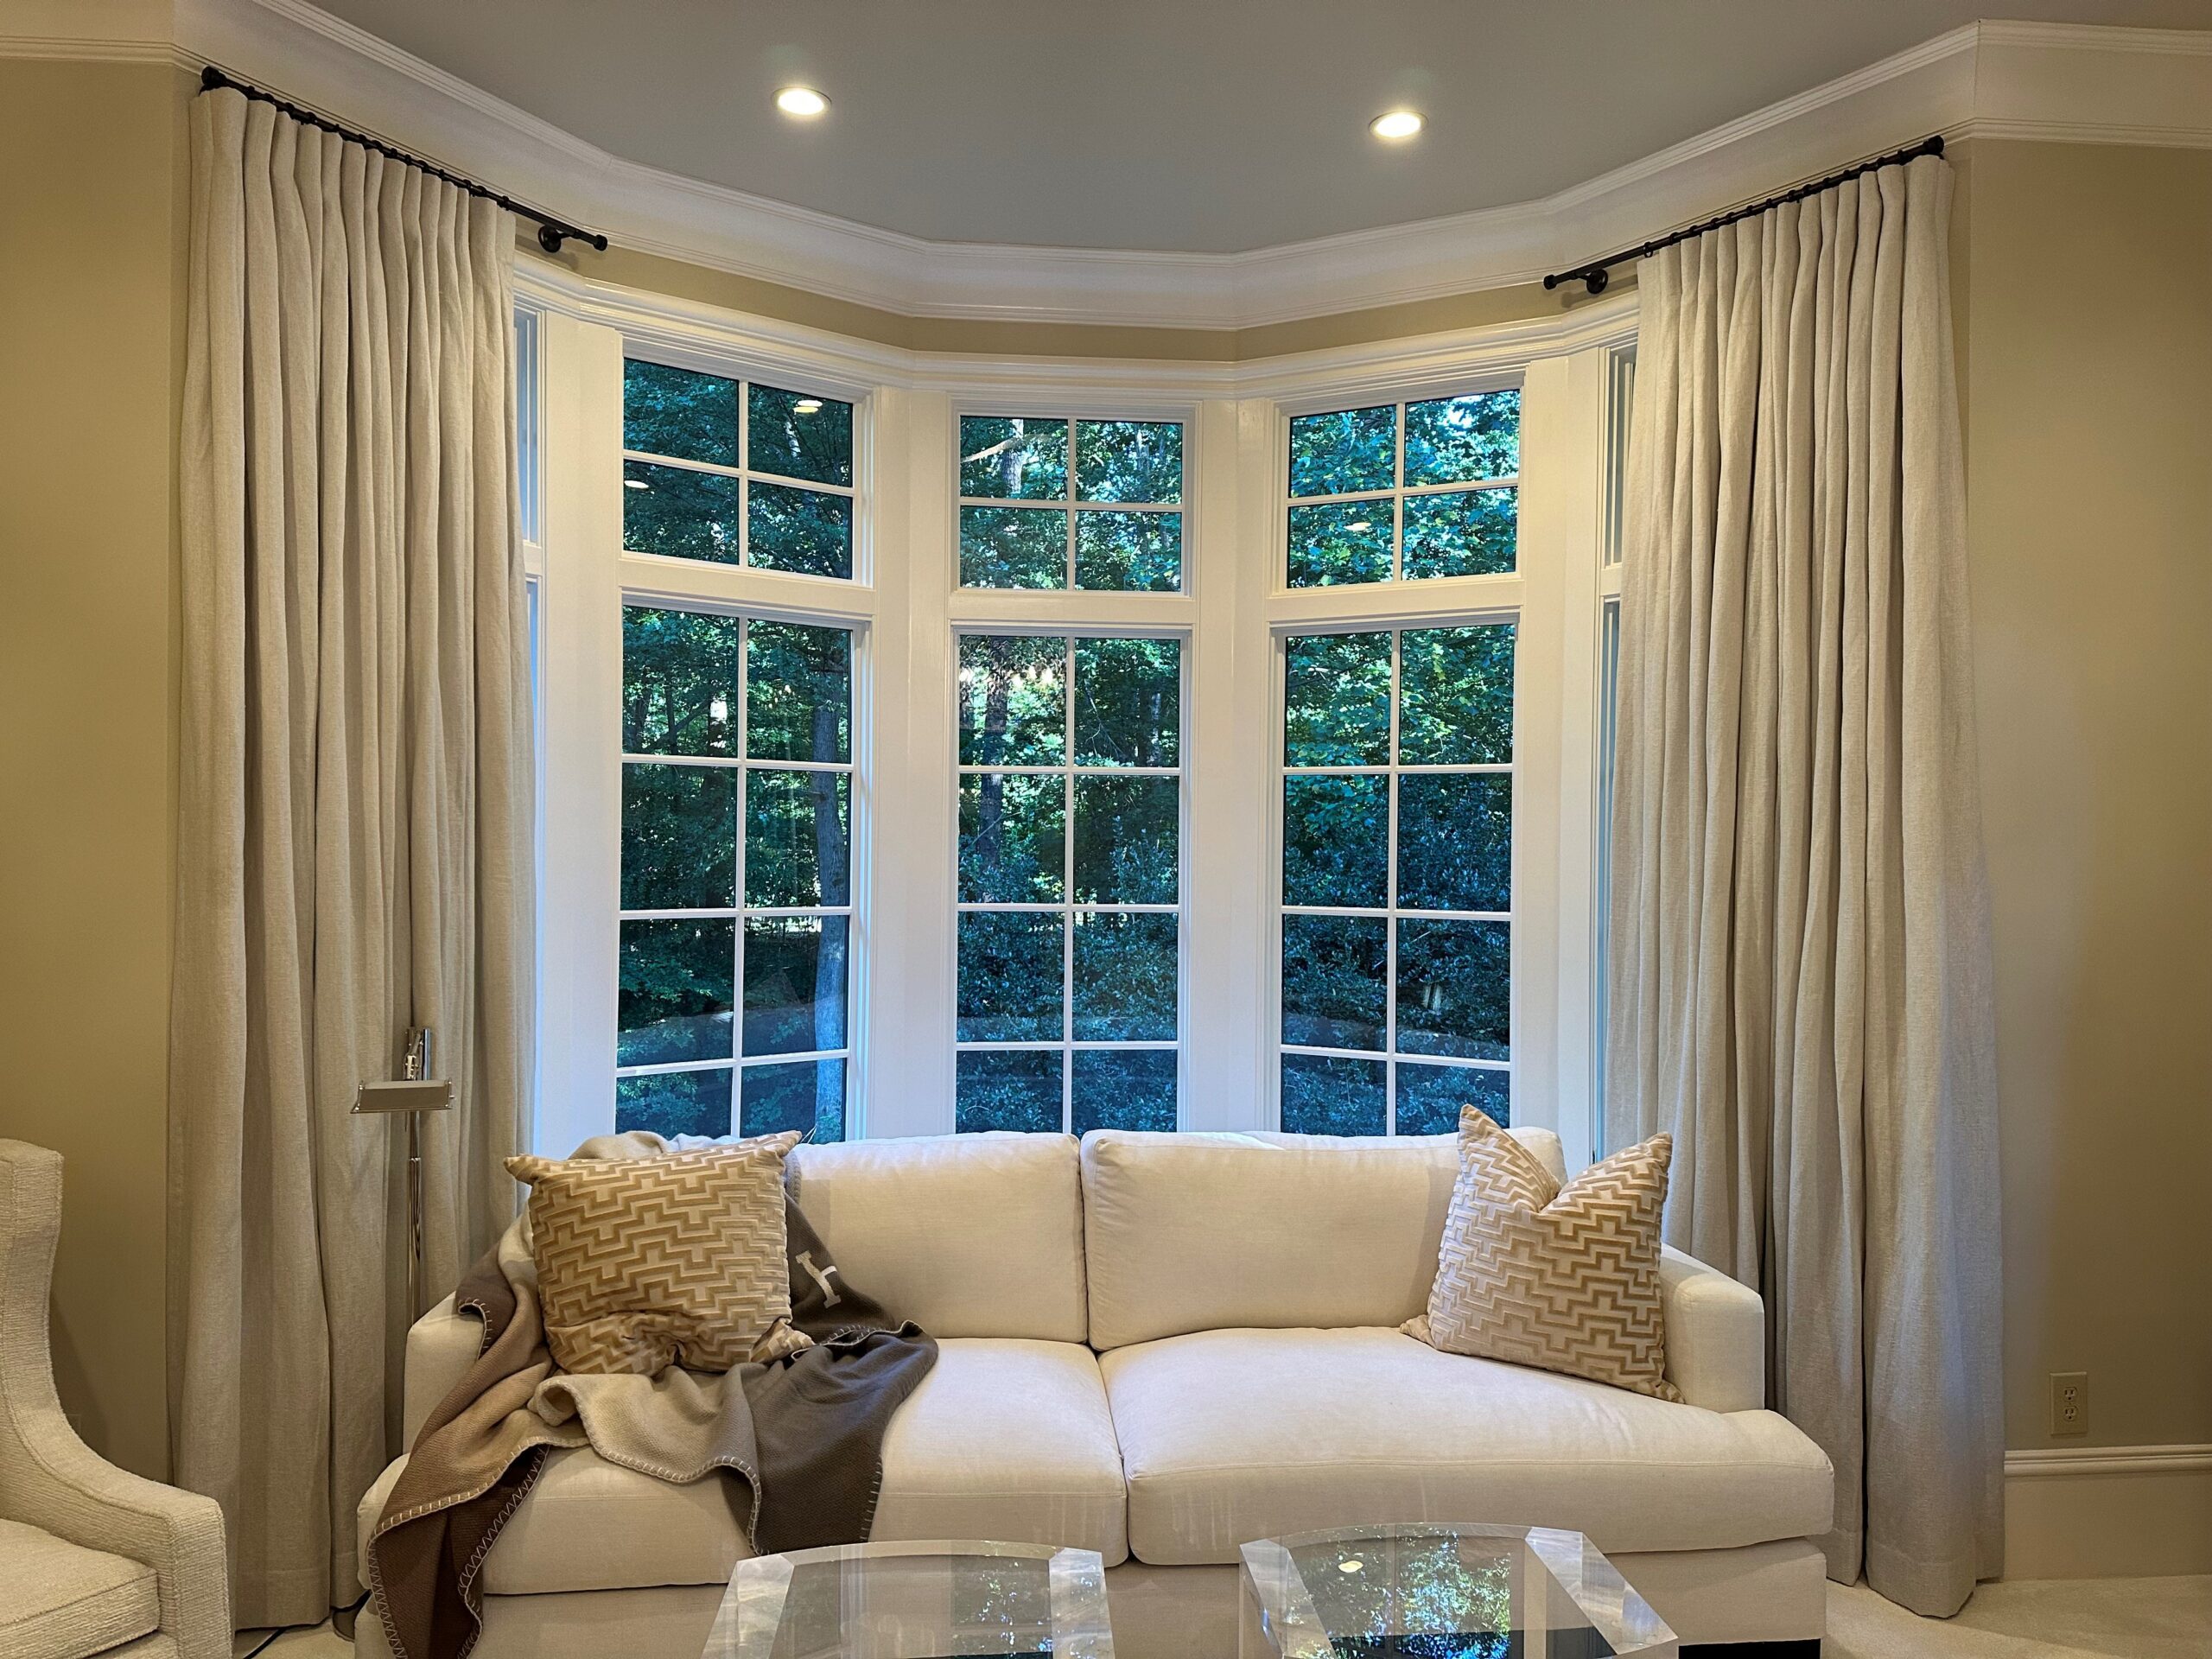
<box><xmin>0</xmin><ymin>58</ymin><xmax>190</xmax><ymax>1480</ymax></box>
<box><xmin>1961</xmin><ymin>142</ymin><xmax>2212</xmax><ymax>1452</ymax></box>
<box><xmin>0</xmin><ymin>54</ymin><xmax>2202</xmax><ymax>1484</ymax></box>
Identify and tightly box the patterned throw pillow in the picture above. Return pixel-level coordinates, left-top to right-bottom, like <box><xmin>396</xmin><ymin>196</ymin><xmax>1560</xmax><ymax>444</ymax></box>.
<box><xmin>506</xmin><ymin>1135</ymin><xmax>811</xmax><ymax>1375</ymax></box>
<box><xmin>1407</xmin><ymin>1107</ymin><xmax>1681</xmax><ymax>1402</ymax></box>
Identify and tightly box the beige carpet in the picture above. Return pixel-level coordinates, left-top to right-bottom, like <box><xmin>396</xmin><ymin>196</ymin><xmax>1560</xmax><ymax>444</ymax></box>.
<box><xmin>1827</xmin><ymin>1577</ymin><xmax>2212</xmax><ymax>1657</ymax></box>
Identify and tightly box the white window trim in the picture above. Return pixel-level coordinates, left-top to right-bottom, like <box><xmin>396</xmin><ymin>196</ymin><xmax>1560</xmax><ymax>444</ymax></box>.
<box><xmin>524</xmin><ymin>261</ymin><xmax>1633</xmax><ymax>1166</ymax></box>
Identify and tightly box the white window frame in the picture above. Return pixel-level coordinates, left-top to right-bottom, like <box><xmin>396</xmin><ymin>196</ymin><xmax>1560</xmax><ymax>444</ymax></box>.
<box><xmin>522</xmin><ymin>259</ymin><xmax>1632</xmax><ymax>1168</ymax></box>
<box><xmin>949</xmin><ymin>625</ymin><xmax>1191</xmax><ymax>1133</ymax></box>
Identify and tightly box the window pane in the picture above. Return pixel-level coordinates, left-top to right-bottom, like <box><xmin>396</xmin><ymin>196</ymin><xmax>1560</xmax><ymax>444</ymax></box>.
<box><xmin>1287</xmin><ymin>499</ymin><xmax>1392</xmax><ymax>588</ymax></box>
<box><xmin>1076</xmin><ymin>421</ymin><xmax>1182</xmax><ymax>504</ymax></box>
<box><xmin>1402</xmin><ymin>487</ymin><xmax>1516</xmax><ymax>580</ymax></box>
<box><xmin>961</xmin><ymin>505</ymin><xmax>1066</xmax><ymax>589</ymax></box>
<box><xmin>741</xmin><ymin>1058</ymin><xmax>844</xmax><ymax>1143</ymax></box>
<box><xmin>745</xmin><ymin>769</ymin><xmax>850</xmax><ymax>906</ymax></box>
<box><xmin>616</xmin><ymin>1067</ymin><xmax>732</xmax><ymax>1140</ymax></box>
<box><xmin>1395</xmin><ymin>1060</ymin><xmax>1509</xmax><ymax>1135</ymax></box>
<box><xmin>747</xmin><ymin>384</ymin><xmax>853</xmax><ymax>486</ymax></box>
<box><xmin>625</xmin><ymin>360</ymin><xmax>738</xmax><ymax>467</ymax></box>
<box><xmin>1072</xmin><ymin>776</ymin><xmax>1177</xmax><ymax>904</ymax></box>
<box><xmin>1288</xmin><ymin>405</ymin><xmax>1395</xmax><ymax>497</ymax></box>
<box><xmin>957</xmin><ymin>912</ymin><xmax>1065</xmax><ymax>1041</ymax></box>
<box><xmin>1396</xmin><ymin>919</ymin><xmax>1510</xmax><ymax>1060</ymax></box>
<box><xmin>621</xmin><ymin>765</ymin><xmax>735</xmax><ymax>909</ymax></box>
<box><xmin>1283</xmin><ymin>777</ymin><xmax>1387</xmax><ymax>908</ymax></box>
<box><xmin>623</xmin><ymin>607</ymin><xmax>740</xmax><ymax>758</ymax></box>
<box><xmin>624</xmin><ymin>461</ymin><xmax>740</xmax><ymax>562</ymax></box>
<box><xmin>1284</xmin><ymin>632</ymin><xmax>1390</xmax><ymax>766</ymax></box>
<box><xmin>959</xmin><ymin>636</ymin><xmax>1067</xmax><ymax>767</ymax></box>
<box><xmin>746</xmin><ymin>621</ymin><xmax>851</xmax><ymax>764</ymax></box>
<box><xmin>1281</xmin><ymin>1052</ymin><xmax>1386</xmax><ymax>1135</ymax></box>
<box><xmin>1281</xmin><ymin>915</ymin><xmax>1386</xmax><ymax>1050</ymax></box>
<box><xmin>962</xmin><ymin>416</ymin><xmax>1068</xmax><ymax>499</ymax></box>
<box><xmin>956</xmin><ymin>1049</ymin><xmax>1063</xmax><ymax>1133</ymax></box>
<box><xmin>1072</xmin><ymin>911</ymin><xmax>1177</xmax><ymax>1040</ymax></box>
<box><xmin>1403</xmin><ymin>390</ymin><xmax>1520</xmax><ymax>486</ymax></box>
<box><xmin>618</xmin><ymin>918</ymin><xmax>734</xmax><ymax>1066</ymax></box>
<box><xmin>1400</xmin><ymin>624</ymin><xmax>1515</xmax><ymax>765</ymax></box>
<box><xmin>1074</xmin><ymin>638</ymin><xmax>1179</xmax><ymax>767</ymax></box>
<box><xmin>960</xmin><ymin>774</ymin><xmax>1065</xmax><ymax>901</ymax></box>
<box><xmin>743</xmin><ymin>916</ymin><xmax>848</xmax><ymax>1056</ymax></box>
<box><xmin>1076</xmin><ymin>511</ymin><xmax>1180</xmax><ymax>592</ymax></box>
<box><xmin>1397</xmin><ymin>772</ymin><xmax>1511</xmax><ymax>912</ymax></box>
<box><xmin>1072</xmin><ymin>1049</ymin><xmax>1177</xmax><ymax>1134</ymax></box>
<box><xmin>748</xmin><ymin>481</ymin><xmax>852</xmax><ymax>580</ymax></box>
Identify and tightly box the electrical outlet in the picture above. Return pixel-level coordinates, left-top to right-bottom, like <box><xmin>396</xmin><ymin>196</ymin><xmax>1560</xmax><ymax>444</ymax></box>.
<box><xmin>2050</xmin><ymin>1370</ymin><xmax>2089</xmax><ymax>1438</ymax></box>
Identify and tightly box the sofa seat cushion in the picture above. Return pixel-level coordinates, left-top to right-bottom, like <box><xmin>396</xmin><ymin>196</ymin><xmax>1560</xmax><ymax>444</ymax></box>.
<box><xmin>359</xmin><ymin>1338</ymin><xmax>1127</xmax><ymax>1596</ymax></box>
<box><xmin>0</xmin><ymin>1519</ymin><xmax>161</xmax><ymax>1659</ymax></box>
<box><xmin>1099</xmin><ymin>1327</ymin><xmax>1832</xmax><ymax>1566</ymax></box>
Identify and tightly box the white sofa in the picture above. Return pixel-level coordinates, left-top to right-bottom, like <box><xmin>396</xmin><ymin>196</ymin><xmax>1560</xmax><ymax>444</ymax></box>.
<box><xmin>357</xmin><ymin>1129</ymin><xmax>1833</xmax><ymax>1656</ymax></box>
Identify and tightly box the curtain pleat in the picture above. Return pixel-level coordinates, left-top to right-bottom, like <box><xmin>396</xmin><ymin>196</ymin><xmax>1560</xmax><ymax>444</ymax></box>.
<box><xmin>1605</xmin><ymin>156</ymin><xmax>2002</xmax><ymax>1616</ymax></box>
<box><xmin>172</xmin><ymin>86</ymin><xmax>533</xmax><ymax>1627</ymax></box>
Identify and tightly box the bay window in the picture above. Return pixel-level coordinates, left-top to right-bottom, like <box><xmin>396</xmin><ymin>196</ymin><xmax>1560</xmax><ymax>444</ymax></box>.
<box><xmin>527</xmin><ymin>275</ymin><xmax>1629</xmax><ymax>1166</ymax></box>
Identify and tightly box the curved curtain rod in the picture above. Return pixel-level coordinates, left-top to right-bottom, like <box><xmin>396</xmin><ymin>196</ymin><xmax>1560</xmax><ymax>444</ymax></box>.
<box><xmin>197</xmin><ymin>64</ymin><xmax>610</xmax><ymax>256</ymax></box>
<box><xmin>1542</xmin><ymin>134</ymin><xmax>1944</xmax><ymax>296</ymax></box>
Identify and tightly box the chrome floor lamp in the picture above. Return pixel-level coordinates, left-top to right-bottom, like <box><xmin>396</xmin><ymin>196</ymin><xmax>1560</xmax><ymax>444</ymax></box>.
<box><xmin>353</xmin><ymin>1027</ymin><xmax>454</xmax><ymax>1319</ymax></box>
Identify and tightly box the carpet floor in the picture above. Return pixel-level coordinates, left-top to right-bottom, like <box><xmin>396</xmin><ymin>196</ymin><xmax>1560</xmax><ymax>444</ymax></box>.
<box><xmin>1826</xmin><ymin>1575</ymin><xmax>2210</xmax><ymax>1657</ymax></box>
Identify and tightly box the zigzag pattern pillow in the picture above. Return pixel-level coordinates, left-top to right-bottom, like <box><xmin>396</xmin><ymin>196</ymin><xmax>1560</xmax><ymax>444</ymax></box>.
<box><xmin>1407</xmin><ymin>1106</ymin><xmax>1681</xmax><ymax>1401</ymax></box>
<box><xmin>506</xmin><ymin>1135</ymin><xmax>811</xmax><ymax>1375</ymax></box>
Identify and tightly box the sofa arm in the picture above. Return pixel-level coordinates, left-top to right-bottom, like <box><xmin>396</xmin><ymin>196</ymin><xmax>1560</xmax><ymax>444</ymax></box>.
<box><xmin>403</xmin><ymin>1294</ymin><xmax>486</xmax><ymax>1444</ymax></box>
<box><xmin>1660</xmin><ymin>1245</ymin><xmax>1765</xmax><ymax>1412</ymax></box>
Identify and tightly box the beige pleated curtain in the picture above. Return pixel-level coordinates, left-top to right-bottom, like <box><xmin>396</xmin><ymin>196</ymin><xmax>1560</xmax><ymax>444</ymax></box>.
<box><xmin>171</xmin><ymin>87</ymin><xmax>533</xmax><ymax>1626</ymax></box>
<box><xmin>1606</xmin><ymin>154</ymin><xmax>2002</xmax><ymax>1617</ymax></box>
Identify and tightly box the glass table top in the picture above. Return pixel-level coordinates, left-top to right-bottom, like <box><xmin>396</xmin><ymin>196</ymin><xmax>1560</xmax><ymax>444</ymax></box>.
<box><xmin>703</xmin><ymin>1540</ymin><xmax>1114</xmax><ymax>1659</ymax></box>
<box><xmin>1238</xmin><ymin>1524</ymin><xmax>1677</xmax><ymax>1658</ymax></box>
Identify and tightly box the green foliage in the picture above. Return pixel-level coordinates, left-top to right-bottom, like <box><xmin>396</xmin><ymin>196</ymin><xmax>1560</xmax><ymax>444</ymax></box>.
<box><xmin>749</xmin><ymin>481</ymin><xmax>852</xmax><ymax>579</ymax></box>
<box><xmin>957</xmin><ymin>912</ymin><xmax>1065</xmax><ymax>1041</ymax></box>
<box><xmin>1400</xmin><ymin>625</ymin><xmax>1515</xmax><ymax>764</ymax></box>
<box><xmin>617</xmin><ymin>918</ymin><xmax>734</xmax><ymax>1065</ymax></box>
<box><xmin>1074</xmin><ymin>638</ymin><xmax>1179</xmax><ymax>766</ymax></box>
<box><xmin>960</xmin><ymin>635</ymin><xmax>1066</xmax><ymax>766</ymax></box>
<box><xmin>623</xmin><ymin>461</ymin><xmax>739</xmax><ymax>562</ymax></box>
<box><xmin>956</xmin><ymin>1049</ymin><xmax>1062</xmax><ymax>1133</ymax></box>
<box><xmin>960</xmin><ymin>505</ymin><xmax>1065</xmax><ymax>588</ymax></box>
<box><xmin>961</xmin><ymin>774</ymin><xmax>1065</xmax><ymax>901</ymax></box>
<box><xmin>623</xmin><ymin>607</ymin><xmax>740</xmax><ymax>757</ymax></box>
<box><xmin>1071</xmin><ymin>1049</ymin><xmax>1177</xmax><ymax>1133</ymax></box>
<box><xmin>1076</xmin><ymin>510</ymin><xmax>1180</xmax><ymax>590</ymax></box>
<box><xmin>1396</xmin><ymin>1062</ymin><xmax>1509</xmax><ymax>1135</ymax></box>
<box><xmin>1398</xmin><ymin>773</ymin><xmax>1511</xmax><ymax>912</ymax></box>
<box><xmin>615</xmin><ymin>1067</ymin><xmax>732</xmax><ymax>1140</ymax></box>
<box><xmin>1072</xmin><ymin>776</ymin><xmax>1177</xmax><ymax>904</ymax></box>
<box><xmin>1072</xmin><ymin>912</ymin><xmax>1177</xmax><ymax>1041</ymax></box>
<box><xmin>625</xmin><ymin>360</ymin><xmax>738</xmax><ymax>466</ymax></box>
<box><xmin>1281</xmin><ymin>1053</ymin><xmax>1387</xmax><ymax>1135</ymax></box>
<box><xmin>747</xmin><ymin>620</ymin><xmax>850</xmax><ymax>764</ymax></box>
<box><xmin>620</xmin><ymin>765</ymin><xmax>735</xmax><ymax>908</ymax></box>
<box><xmin>1404</xmin><ymin>390</ymin><xmax>1520</xmax><ymax>485</ymax></box>
<box><xmin>1075</xmin><ymin>420</ymin><xmax>1181</xmax><ymax>504</ymax></box>
<box><xmin>1285</xmin><ymin>632</ymin><xmax>1390</xmax><ymax>765</ymax></box>
<box><xmin>746</xmin><ymin>770</ymin><xmax>849</xmax><ymax>907</ymax></box>
<box><xmin>1397</xmin><ymin>920</ymin><xmax>1510</xmax><ymax>1061</ymax></box>
<box><xmin>1281</xmin><ymin>915</ymin><xmax>1388</xmax><ymax>1050</ymax></box>
<box><xmin>741</xmin><ymin>1058</ymin><xmax>843</xmax><ymax>1141</ymax></box>
<box><xmin>1289</xmin><ymin>404</ymin><xmax>1395</xmax><ymax>497</ymax></box>
<box><xmin>1284</xmin><ymin>776</ymin><xmax>1388</xmax><ymax>907</ymax></box>
<box><xmin>744</xmin><ymin>917</ymin><xmax>847</xmax><ymax>1056</ymax></box>
<box><xmin>1288</xmin><ymin>499</ymin><xmax>1394</xmax><ymax>588</ymax></box>
<box><xmin>961</xmin><ymin>416</ymin><xmax>1069</xmax><ymax>499</ymax></box>
<box><xmin>1403</xmin><ymin>486</ymin><xmax>1516</xmax><ymax>579</ymax></box>
<box><xmin>748</xmin><ymin>383</ymin><xmax>852</xmax><ymax>486</ymax></box>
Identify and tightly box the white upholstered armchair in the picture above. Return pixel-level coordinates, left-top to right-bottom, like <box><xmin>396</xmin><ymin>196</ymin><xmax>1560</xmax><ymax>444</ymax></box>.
<box><xmin>0</xmin><ymin>1140</ymin><xmax>229</xmax><ymax>1658</ymax></box>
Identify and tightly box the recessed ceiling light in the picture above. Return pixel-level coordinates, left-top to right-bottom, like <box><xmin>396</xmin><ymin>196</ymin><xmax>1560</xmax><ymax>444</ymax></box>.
<box><xmin>776</xmin><ymin>86</ymin><xmax>830</xmax><ymax>119</ymax></box>
<box><xmin>793</xmin><ymin>397</ymin><xmax>823</xmax><ymax>415</ymax></box>
<box><xmin>624</xmin><ymin>477</ymin><xmax>649</xmax><ymax>489</ymax></box>
<box><xmin>1370</xmin><ymin>109</ymin><xmax>1424</xmax><ymax>142</ymax></box>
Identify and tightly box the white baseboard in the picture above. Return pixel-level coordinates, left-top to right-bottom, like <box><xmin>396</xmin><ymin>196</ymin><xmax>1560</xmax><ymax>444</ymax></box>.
<box><xmin>2004</xmin><ymin>1444</ymin><xmax>2212</xmax><ymax>1580</ymax></box>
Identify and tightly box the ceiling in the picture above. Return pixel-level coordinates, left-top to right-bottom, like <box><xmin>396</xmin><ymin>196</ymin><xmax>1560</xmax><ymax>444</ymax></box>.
<box><xmin>316</xmin><ymin>1</ymin><xmax>2212</xmax><ymax>255</ymax></box>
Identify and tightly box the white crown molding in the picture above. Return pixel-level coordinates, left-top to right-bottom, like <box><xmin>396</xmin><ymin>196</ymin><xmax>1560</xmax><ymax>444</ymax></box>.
<box><xmin>514</xmin><ymin>257</ymin><xmax>1639</xmax><ymax>392</ymax></box>
<box><xmin>10</xmin><ymin>6</ymin><xmax>2212</xmax><ymax>328</ymax></box>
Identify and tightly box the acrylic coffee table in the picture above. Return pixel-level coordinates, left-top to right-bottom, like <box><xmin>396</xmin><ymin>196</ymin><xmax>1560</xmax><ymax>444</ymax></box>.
<box><xmin>1239</xmin><ymin>1523</ymin><xmax>1677</xmax><ymax>1657</ymax></box>
<box><xmin>703</xmin><ymin>1539</ymin><xmax>1115</xmax><ymax>1659</ymax></box>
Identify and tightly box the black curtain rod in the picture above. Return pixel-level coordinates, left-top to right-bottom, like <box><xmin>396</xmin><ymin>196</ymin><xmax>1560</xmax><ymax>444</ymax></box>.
<box><xmin>198</xmin><ymin>65</ymin><xmax>609</xmax><ymax>255</ymax></box>
<box><xmin>1542</xmin><ymin>134</ymin><xmax>1944</xmax><ymax>296</ymax></box>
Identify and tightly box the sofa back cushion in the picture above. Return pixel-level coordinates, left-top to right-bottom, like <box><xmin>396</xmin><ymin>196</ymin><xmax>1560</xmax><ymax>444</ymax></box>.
<box><xmin>787</xmin><ymin>1132</ymin><xmax>1087</xmax><ymax>1342</ymax></box>
<box><xmin>1080</xmin><ymin>1127</ymin><xmax>1567</xmax><ymax>1350</ymax></box>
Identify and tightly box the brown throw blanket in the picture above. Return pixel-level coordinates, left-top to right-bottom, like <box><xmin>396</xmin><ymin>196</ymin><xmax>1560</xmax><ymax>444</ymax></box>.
<box><xmin>365</xmin><ymin>1136</ymin><xmax>937</xmax><ymax>1659</ymax></box>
